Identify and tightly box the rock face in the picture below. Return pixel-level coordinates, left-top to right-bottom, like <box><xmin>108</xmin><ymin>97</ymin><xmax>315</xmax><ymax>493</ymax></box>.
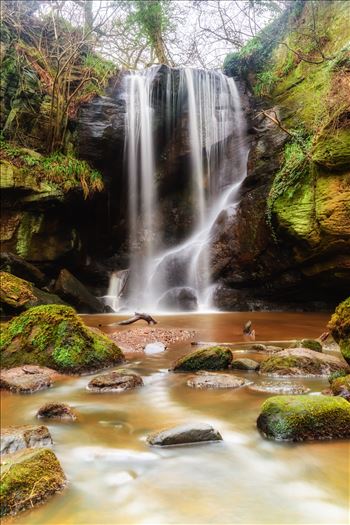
<box><xmin>0</xmin><ymin>366</ymin><xmax>57</xmax><ymax>394</ymax></box>
<box><xmin>147</xmin><ymin>423</ymin><xmax>223</xmax><ymax>446</ymax></box>
<box><xmin>158</xmin><ymin>287</ymin><xmax>198</xmax><ymax>311</ymax></box>
<box><xmin>249</xmin><ymin>381</ymin><xmax>310</xmax><ymax>395</ymax></box>
<box><xmin>257</xmin><ymin>395</ymin><xmax>350</xmax><ymax>441</ymax></box>
<box><xmin>0</xmin><ymin>425</ymin><xmax>53</xmax><ymax>455</ymax></box>
<box><xmin>0</xmin><ymin>252</ymin><xmax>48</xmax><ymax>288</ymax></box>
<box><xmin>259</xmin><ymin>348</ymin><xmax>349</xmax><ymax>377</ymax></box>
<box><xmin>187</xmin><ymin>372</ymin><xmax>250</xmax><ymax>389</ymax></box>
<box><xmin>0</xmin><ymin>448</ymin><xmax>65</xmax><ymax>517</ymax></box>
<box><xmin>0</xmin><ymin>305</ymin><xmax>125</xmax><ymax>374</ymax></box>
<box><xmin>173</xmin><ymin>346</ymin><xmax>233</xmax><ymax>372</ymax></box>
<box><xmin>87</xmin><ymin>369</ymin><xmax>143</xmax><ymax>392</ymax></box>
<box><xmin>330</xmin><ymin>374</ymin><xmax>350</xmax><ymax>401</ymax></box>
<box><xmin>0</xmin><ymin>271</ymin><xmax>66</xmax><ymax>314</ymax></box>
<box><xmin>54</xmin><ymin>268</ymin><xmax>105</xmax><ymax>313</ymax></box>
<box><xmin>328</xmin><ymin>297</ymin><xmax>350</xmax><ymax>364</ymax></box>
<box><xmin>36</xmin><ymin>403</ymin><xmax>77</xmax><ymax>421</ymax></box>
<box><xmin>231</xmin><ymin>358</ymin><xmax>260</xmax><ymax>370</ymax></box>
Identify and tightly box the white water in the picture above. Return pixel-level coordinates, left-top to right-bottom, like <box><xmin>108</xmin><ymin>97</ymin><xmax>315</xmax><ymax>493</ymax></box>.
<box><xmin>109</xmin><ymin>67</ymin><xmax>248</xmax><ymax>312</ymax></box>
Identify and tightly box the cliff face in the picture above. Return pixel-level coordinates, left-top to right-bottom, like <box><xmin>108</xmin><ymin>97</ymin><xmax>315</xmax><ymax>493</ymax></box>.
<box><xmin>216</xmin><ymin>0</ymin><xmax>350</xmax><ymax>310</ymax></box>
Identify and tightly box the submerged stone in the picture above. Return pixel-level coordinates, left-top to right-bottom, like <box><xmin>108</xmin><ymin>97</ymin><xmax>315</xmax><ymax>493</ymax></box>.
<box><xmin>257</xmin><ymin>395</ymin><xmax>350</xmax><ymax>441</ymax></box>
<box><xmin>147</xmin><ymin>423</ymin><xmax>222</xmax><ymax>446</ymax></box>
<box><xmin>0</xmin><ymin>448</ymin><xmax>65</xmax><ymax>517</ymax></box>
<box><xmin>0</xmin><ymin>366</ymin><xmax>57</xmax><ymax>393</ymax></box>
<box><xmin>0</xmin><ymin>305</ymin><xmax>125</xmax><ymax>374</ymax></box>
<box><xmin>259</xmin><ymin>348</ymin><xmax>348</xmax><ymax>377</ymax></box>
<box><xmin>87</xmin><ymin>369</ymin><xmax>143</xmax><ymax>392</ymax></box>
<box><xmin>0</xmin><ymin>425</ymin><xmax>52</xmax><ymax>455</ymax></box>
<box><xmin>249</xmin><ymin>381</ymin><xmax>310</xmax><ymax>395</ymax></box>
<box><xmin>36</xmin><ymin>403</ymin><xmax>77</xmax><ymax>421</ymax></box>
<box><xmin>231</xmin><ymin>358</ymin><xmax>260</xmax><ymax>370</ymax></box>
<box><xmin>187</xmin><ymin>372</ymin><xmax>250</xmax><ymax>389</ymax></box>
<box><xmin>173</xmin><ymin>346</ymin><xmax>233</xmax><ymax>372</ymax></box>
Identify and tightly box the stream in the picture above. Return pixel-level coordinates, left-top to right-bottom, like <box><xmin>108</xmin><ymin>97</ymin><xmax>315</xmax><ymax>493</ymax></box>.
<box><xmin>2</xmin><ymin>312</ymin><xmax>349</xmax><ymax>525</ymax></box>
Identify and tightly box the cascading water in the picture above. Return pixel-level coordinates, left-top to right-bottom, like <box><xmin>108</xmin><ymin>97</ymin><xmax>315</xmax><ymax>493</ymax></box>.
<box><xmin>109</xmin><ymin>66</ymin><xmax>247</xmax><ymax>312</ymax></box>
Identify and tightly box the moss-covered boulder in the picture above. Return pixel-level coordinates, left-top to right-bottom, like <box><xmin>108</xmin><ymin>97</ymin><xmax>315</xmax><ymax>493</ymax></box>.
<box><xmin>0</xmin><ymin>305</ymin><xmax>124</xmax><ymax>374</ymax></box>
<box><xmin>328</xmin><ymin>297</ymin><xmax>350</xmax><ymax>364</ymax></box>
<box><xmin>296</xmin><ymin>339</ymin><xmax>322</xmax><ymax>353</ymax></box>
<box><xmin>0</xmin><ymin>448</ymin><xmax>65</xmax><ymax>517</ymax></box>
<box><xmin>257</xmin><ymin>395</ymin><xmax>350</xmax><ymax>441</ymax></box>
<box><xmin>330</xmin><ymin>374</ymin><xmax>350</xmax><ymax>401</ymax></box>
<box><xmin>0</xmin><ymin>272</ymin><xmax>66</xmax><ymax>313</ymax></box>
<box><xmin>173</xmin><ymin>346</ymin><xmax>233</xmax><ymax>372</ymax></box>
<box><xmin>260</xmin><ymin>348</ymin><xmax>348</xmax><ymax>377</ymax></box>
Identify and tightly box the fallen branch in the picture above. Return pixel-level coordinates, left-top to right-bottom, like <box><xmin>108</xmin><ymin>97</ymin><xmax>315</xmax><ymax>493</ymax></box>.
<box><xmin>118</xmin><ymin>312</ymin><xmax>157</xmax><ymax>326</ymax></box>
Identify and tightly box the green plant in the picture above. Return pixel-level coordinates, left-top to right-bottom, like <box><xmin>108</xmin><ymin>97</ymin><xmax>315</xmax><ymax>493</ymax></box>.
<box><xmin>253</xmin><ymin>71</ymin><xmax>279</xmax><ymax>96</ymax></box>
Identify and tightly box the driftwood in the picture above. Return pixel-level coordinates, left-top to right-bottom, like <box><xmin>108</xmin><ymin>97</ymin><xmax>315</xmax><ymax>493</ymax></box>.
<box><xmin>118</xmin><ymin>312</ymin><xmax>158</xmax><ymax>326</ymax></box>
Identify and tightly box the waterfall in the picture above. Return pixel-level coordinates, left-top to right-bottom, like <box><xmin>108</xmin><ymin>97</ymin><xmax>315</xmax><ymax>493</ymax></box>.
<box><xmin>109</xmin><ymin>66</ymin><xmax>247</xmax><ymax>312</ymax></box>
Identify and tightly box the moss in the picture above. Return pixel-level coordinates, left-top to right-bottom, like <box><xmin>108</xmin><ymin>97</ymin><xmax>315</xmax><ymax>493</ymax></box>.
<box><xmin>173</xmin><ymin>346</ymin><xmax>233</xmax><ymax>372</ymax></box>
<box><xmin>257</xmin><ymin>395</ymin><xmax>350</xmax><ymax>441</ymax></box>
<box><xmin>330</xmin><ymin>374</ymin><xmax>350</xmax><ymax>401</ymax></box>
<box><xmin>299</xmin><ymin>339</ymin><xmax>322</xmax><ymax>352</ymax></box>
<box><xmin>259</xmin><ymin>351</ymin><xmax>346</xmax><ymax>377</ymax></box>
<box><xmin>16</xmin><ymin>213</ymin><xmax>43</xmax><ymax>258</ymax></box>
<box><xmin>0</xmin><ymin>305</ymin><xmax>125</xmax><ymax>373</ymax></box>
<box><xmin>0</xmin><ymin>448</ymin><xmax>65</xmax><ymax>517</ymax></box>
<box><xmin>328</xmin><ymin>298</ymin><xmax>350</xmax><ymax>364</ymax></box>
<box><xmin>0</xmin><ymin>272</ymin><xmax>35</xmax><ymax>308</ymax></box>
<box><xmin>312</xmin><ymin>128</ymin><xmax>350</xmax><ymax>170</ymax></box>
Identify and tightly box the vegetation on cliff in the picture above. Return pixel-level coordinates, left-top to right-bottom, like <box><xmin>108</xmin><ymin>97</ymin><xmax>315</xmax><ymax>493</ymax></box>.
<box><xmin>328</xmin><ymin>297</ymin><xmax>350</xmax><ymax>364</ymax></box>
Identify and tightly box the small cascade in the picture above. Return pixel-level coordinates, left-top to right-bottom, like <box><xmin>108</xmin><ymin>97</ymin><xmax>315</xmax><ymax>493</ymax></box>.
<box><xmin>108</xmin><ymin>66</ymin><xmax>248</xmax><ymax>312</ymax></box>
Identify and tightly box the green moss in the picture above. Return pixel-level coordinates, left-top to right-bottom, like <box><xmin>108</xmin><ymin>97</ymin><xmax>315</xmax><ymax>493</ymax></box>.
<box><xmin>299</xmin><ymin>339</ymin><xmax>322</xmax><ymax>352</ymax></box>
<box><xmin>312</xmin><ymin>128</ymin><xmax>350</xmax><ymax>170</ymax></box>
<box><xmin>257</xmin><ymin>395</ymin><xmax>350</xmax><ymax>441</ymax></box>
<box><xmin>330</xmin><ymin>374</ymin><xmax>350</xmax><ymax>401</ymax></box>
<box><xmin>0</xmin><ymin>305</ymin><xmax>125</xmax><ymax>373</ymax></box>
<box><xmin>0</xmin><ymin>448</ymin><xmax>65</xmax><ymax>517</ymax></box>
<box><xmin>0</xmin><ymin>271</ymin><xmax>35</xmax><ymax>308</ymax></box>
<box><xmin>259</xmin><ymin>351</ymin><xmax>346</xmax><ymax>376</ymax></box>
<box><xmin>173</xmin><ymin>346</ymin><xmax>233</xmax><ymax>372</ymax></box>
<box><xmin>328</xmin><ymin>298</ymin><xmax>350</xmax><ymax>365</ymax></box>
<box><xmin>16</xmin><ymin>213</ymin><xmax>43</xmax><ymax>258</ymax></box>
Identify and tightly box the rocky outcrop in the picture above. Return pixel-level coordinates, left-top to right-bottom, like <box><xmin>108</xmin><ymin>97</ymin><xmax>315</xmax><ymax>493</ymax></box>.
<box><xmin>87</xmin><ymin>369</ymin><xmax>143</xmax><ymax>392</ymax></box>
<box><xmin>257</xmin><ymin>395</ymin><xmax>350</xmax><ymax>441</ymax></box>
<box><xmin>147</xmin><ymin>423</ymin><xmax>223</xmax><ymax>446</ymax></box>
<box><xmin>187</xmin><ymin>372</ymin><xmax>250</xmax><ymax>389</ymax></box>
<box><xmin>0</xmin><ymin>425</ymin><xmax>52</xmax><ymax>455</ymax></box>
<box><xmin>259</xmin><ymin>348</ymin><xmax>348</xmax><ymax>377</ymax></box>
<box><xmin>54</xmin><ymin>268</ymin><xmax>105</xmax><ymax>313</ymax></box>
<box><xmin>0</xmin><ymin>252</ymin><xmax>48</xmax><ymax>288</ymax></box>
<box><xmin>0</xmin><ymin>305</ymin><xmax>125</xmax><ymax>373</ymax></box>
<box><xmin>173</xmin><ymin>346</ymin><xmax>233</xmax><ymax>372</ymax></box>
<box><xmin>328</xmin><ymin>297</ymin><xmax>350</xmax><ymax>364</ymax></box>
<box><xmin>0</xmin><ymin>366</ymin><xmax>58</xmax><ymax>394</ymax></box>
<box><xmin>0</xmin><ymin>448</ymin><xmax>65</xmax><ymax>517</ymax></box>
<box><xmin>231</xmin><ymin>358</ymin><xmax>260</xmax><ymax>370</ymax></box>
<box><xmin>329</xmin><ymin>374</ymin><xmax>350</xmax><ymax>401</ymax></box>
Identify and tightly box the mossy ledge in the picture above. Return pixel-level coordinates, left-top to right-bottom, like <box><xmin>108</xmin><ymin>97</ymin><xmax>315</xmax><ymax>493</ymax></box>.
<box><xmin>173</xmin><ymin>346</ymin><xmax>233</xmax><ymax>372</ymax></box>
<box><xmin>0</xmin><ymin>305</ymin><xmax>125</xmax><ymax>374</ymax></box>
<box><xmin>0</xmin><ymin>448</ymin><xmax>66</xmax><ymax>517</ymax></box>
<box><xmin>257</xmin><ymin>395</ymin><xmax>350</xmax><ymax>441</ymax></box>
<box><xmin>328</xmin><ymin>297</ymin><xmax>350</xmax><ymax>364</ymax></box>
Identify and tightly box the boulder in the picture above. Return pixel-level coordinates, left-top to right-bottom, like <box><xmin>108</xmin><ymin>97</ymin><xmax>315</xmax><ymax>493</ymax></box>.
<box><xmin>328</xmin><ymin>297</ymin><xmax>350</xmax><ymax>364</ymax></box>
<box><xmin>297</xmin><ymin>339</ymin><xmax>322</xmax><ymax>352</ymax></box>
<box><xmin>0</xmin><ymin>252</ymin><xmax>48</xmax><ymax>288</ymax></box>
<box><xmin>173</xmin><ymin>346</ymin><xmax>233</xmax><ymax>372</ymax></box>
<box><xmin>144</xmin><ymin>342</ymin><xmax>166</xmax><ymax>354</ymax></box>
<box><xmin>36</xmin><ymin>403</ymin><xmax>77</xmax><ymax>421</ymax></box>
<box><xmin>87</xmin><ymin>369</ymin><xmax>143</xmax><ymax>392</ymax></box>
<box><xmin>0</xmin><ymin>366</ymin><xmax>58</xmax><ymax>394</ymax></box>
<box><xmin>158</xmin><ymin>287</ymin><xmax>198</xmax><ymax>311</ymax></box>
<box><xmin>0</xmin><ymin>425</ymin><xmax>52</xmax><ymax>455</ymax></box>
<box><xmin>0</xmin><ymin>272</ymin><xmax>66</xmax><ymax>313</ymax></box>
<box><xmin>252</xmin><ymin>344</ymin><xmax>283</xmax><ymax>353</ymax></box>
<box><xmin>0</xmin><ymin>448</ymin><xmax>65</xmax><ymax>517</ymax></box>
<box><xmin>147</xmin><ymin>423</ymin><xmax>223</xmax><ymax>446</ymax></box>
<box><xmin>257</xmin><ymin>395</ymin><xmax>350</xmax><ymax>441</ymax></box>
<box><xmin>259</xmin><ymin>348</ymin><xmax>349</xmax><ymax>377</ymax></box>
<box><xmin>330</xmin><ymin>374</ymin><xmax>350</xmax><ymax>401</ymax></box>
<box><xmin>0</xmin><ymin>305</ymin><xmax>125</xmax><ymax>374</ymax></box>
<box><xmin>54</xmin><ymin>268</ymin><xmax>105</xmax><ymax>313</ymax></box>
<box><xmin>187</xmin><ymin>372</ymin><xmax>250</xmax><ymax>389</ymax></box>
<box><xmin>248</xmin><ymin>381</ymin><xmax>310</xmax><ymax>395</ymax></box>
<box><xmin>231</xmin><ymin>358</ymin><xmax>260</xmax><ymax>370</ymax></box>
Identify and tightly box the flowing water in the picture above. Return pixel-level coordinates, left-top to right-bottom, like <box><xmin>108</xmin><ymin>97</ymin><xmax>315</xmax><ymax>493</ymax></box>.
<box><xmin>2</xmin><ymin>312</ymin><xmax>349</xmax><ymax>525</ymax></box>
<box><xmin>108</xmin><ymin>67</ymin><xmax>248</xmax><ymax>312</ymax></box>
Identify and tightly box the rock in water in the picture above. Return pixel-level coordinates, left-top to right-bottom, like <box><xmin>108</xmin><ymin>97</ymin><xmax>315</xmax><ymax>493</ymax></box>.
<box><xmin>0</xmin><ymin>448</ymin><xmax>66</xmax><ymax>516</ymax></box>
<box><xmin>1</xmin><ymin>425</ymin><xmax>53</xmax><ymax>455</ymax></box>
<box><xmin>36</xmin><ymin>403</ymin><xmax>77</xmax><ymax>421</ymax></box>
<box><xmin>259</xmin><ymin>348</ymin><xmax>349</xmax><ymax>377</ymax></box>
<box><xmin>0</xmin><ymin>305</ymin><xmax>124</xmax><ymax>374</ymax></box>
<box><xmin>187</xmin><ymin>373</ymin><xmax>250</xmax><ymax>389</ymax></box>
<box><xmin>328</xmin><ymin>297</ymin><xmax>350</xmax><ymax>364</ymax></box>
<box><xmin>147</xmin><ymin>423</ymin><xmax>222</xmax><ymax>446</ymax></box>
<box><xmin>173</xmin><ymin>346</ymin><xmax>233</xmax><ymax>372</ymax></box>
<box><xmin>297</xmin><ymin>339</ymin><xmax>322</xmax><ymax>352</ymax></box>
<box><xmin>231</xmin><ymin>358</ymin><xmax>260</xmax><ymax>370</ymax></box>
<box><xmin>0</xmin><ymin>366</ymin><xmax>57</xmax><ymax>393</ymax></box>
<box><xmin>249</xmin><ymin>381</ymin><xmax>310</xmax><ymax>395</ymax></box>
<box><xmin>144</xmin><ymin>342</ymin><xmax>165</xmax><ymax>354</ymax></box>
<box><xmin>257</xmin><ymin>395</ymin><xmax>350</xmax><ymax>441</ymax></box>
<box><xmin>158</xmin><ymin>287</ymin><xmax>198</xmax><ymax>311</ymax></box>
<box><xmin>87</xmin><ymin>369</ymin><xmax>143</xmax><ymax>392</ymax></box>
<box><xmin>330</xmin><ymin>374</ymin><xmax>350</xmax><ymax>401</ymax></box>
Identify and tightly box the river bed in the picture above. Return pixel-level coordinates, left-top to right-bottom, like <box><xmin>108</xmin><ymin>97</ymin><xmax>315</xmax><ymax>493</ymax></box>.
<box><xmin>2</xmin><ymin>312</ymin><xmax>349</xmax><ymax>524</ymax></box>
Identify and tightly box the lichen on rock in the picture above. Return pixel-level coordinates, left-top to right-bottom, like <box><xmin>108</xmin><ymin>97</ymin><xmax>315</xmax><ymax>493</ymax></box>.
<box><xmin>173</xmin><ymin>346</ymin><xmax>233</xmax><ymax>372</ymax></box>
<box><xmin>328</xmin><ymin>297</ymin><xmax>350</xmax><ymax>364</ymax></box>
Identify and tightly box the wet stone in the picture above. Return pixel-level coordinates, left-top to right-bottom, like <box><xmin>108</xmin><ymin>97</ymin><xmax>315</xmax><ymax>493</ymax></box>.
<box><xmin>147</xmin><ymin>422</ymin><xmax>223</xmax><ymax>446</ymax></box>
<box><xmin>0</xmin><ymin>425</ymin><xmax>53</xmax><ymax>455</ymax></box>
<box><xmin>187</xmin><ymin>372</ymin><xmax>250</xmax><ymax>389</ymax></box>
<box><xmin>0</xmin><ymin>366</ymin><xmax>57</xmax><ymax>394</ymax></box>
<box><xmin>248</xmin><ymin>381</ymin><xmax>311</xmax><ymax>395</ymax></box>
<box><xmin>36</xmin><ymin>402</ymin><xmax>77</xmax><ymax>421</ymax></box>
<box><xmin>144</xmin><ymin>342</ymin><xmax>165</xmax><ymax>354</ymax></box>
<box><xmin>231</xmin><ymin>358</ymin><xmax>260</xmax><ymax>371</ymax></box>
<box><xmin>87</xmin><ymin>369</ymin><xmax>143</xmax><ymax>392</ymax></box>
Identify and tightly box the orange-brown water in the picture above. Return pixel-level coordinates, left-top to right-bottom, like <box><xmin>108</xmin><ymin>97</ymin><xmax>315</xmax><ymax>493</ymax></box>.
<box><xmin>2</xmin><ymin>312</ymin><xmax>349</xmax><ymax>524</ymax></box>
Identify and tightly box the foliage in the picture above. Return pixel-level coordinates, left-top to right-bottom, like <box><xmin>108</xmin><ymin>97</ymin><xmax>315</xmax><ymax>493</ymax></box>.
<box><xmin>0</xmin><ymin>139</ymin><xmax>103</xmax><ymax>197</ymax></box>
<box><xmin>253</xmin><ymin>71</ymin><xmax>279</xmax><ymax>97</ymax></box>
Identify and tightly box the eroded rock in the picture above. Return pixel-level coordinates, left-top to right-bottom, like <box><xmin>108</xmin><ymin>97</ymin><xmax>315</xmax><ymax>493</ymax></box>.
<box><xmin>147</xmin><ymin>423</ymin><xmax>222</xmax><ymax>446</ymax></box>
<box><xmin>87</xmin><ymin>369</ymin><xmax>143</xmax><ymax>392</ymax></box>
<box><xmin>36</xmin><ymin>403</ymin><xmax>77</xmax><ymax>420</ymax></box>
<box><xmin>0</xmin><ymin>366</ymin><xmax>58</xmax><ymax>394</ymax></box>
<box><xmin>0</xmin><ymin>425</ymin><xmax>53</xmax><ymax>455</ymax></box>
<box><xmin>187</xmin><ymin>372</ymin><xmax>250</xmax><ymax>389</ymax></box>
<box><xmin>328</xmin><ymin>297</ymin><xmax>350</xmax><ymax>364</ymax></box>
